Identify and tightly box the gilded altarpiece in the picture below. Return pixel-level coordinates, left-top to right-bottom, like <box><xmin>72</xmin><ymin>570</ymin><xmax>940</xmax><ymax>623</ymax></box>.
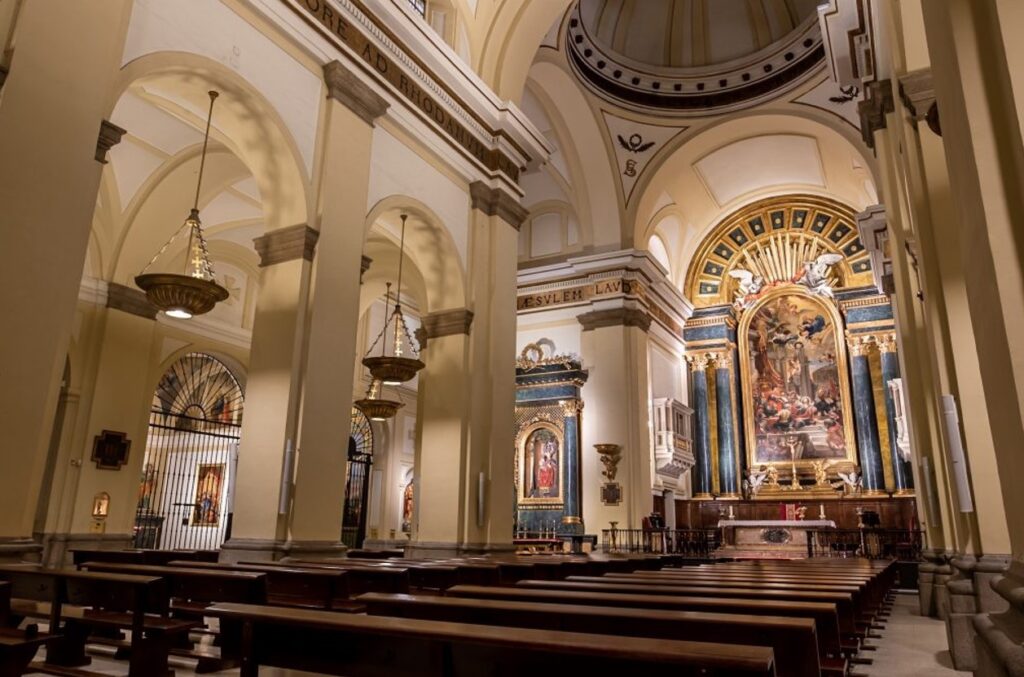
<box><xmin>514</xmin><ymin>343</ymin><xmax>587</xmax><ymax>535</ymax></box>
<box><xmin>682</xmin><ymin>196</ymin><xmax>911</xmax><ymax>497</ymax></box>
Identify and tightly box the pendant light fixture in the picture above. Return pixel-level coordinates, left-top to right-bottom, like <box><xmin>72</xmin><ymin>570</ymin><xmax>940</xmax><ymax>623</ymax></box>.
<box><xmin>355</xmin><ymin>282</ymin><xmax>404</xmax><ymax>421</ymax></box>
<box><xmin>135</xmin><ymin>91</ymin><xmax>229</xmax><ymax>319</ymax></box>
<box><xmin>361</xmin><ymin>214</ymin><xmax>424</xmax><ymax>385</ymax></box>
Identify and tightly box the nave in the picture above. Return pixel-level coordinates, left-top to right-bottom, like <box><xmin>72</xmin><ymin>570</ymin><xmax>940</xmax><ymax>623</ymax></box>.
<box><xmin>0</xmin><ymin>547</ymin><xmax>957</xmax><ymax>676</ymax></box>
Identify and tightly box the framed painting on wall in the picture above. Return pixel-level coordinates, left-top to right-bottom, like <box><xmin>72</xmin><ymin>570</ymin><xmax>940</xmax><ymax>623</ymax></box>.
<box><xmin>517</xmin><ymin>422</ymin><xmax>564</xmax><ymax>506</ymax></box>
<box><xmin>192</xmin><ymin>463</ymin><xmax>225</xmax><ymax>527</ymax></box>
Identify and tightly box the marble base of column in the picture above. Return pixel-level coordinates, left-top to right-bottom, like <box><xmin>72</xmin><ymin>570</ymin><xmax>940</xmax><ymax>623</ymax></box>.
<box><xmin>560</xmin><ymin>516</ymin><xmax>584</xmax><ymax>536</ymax></box>
<box><xmin>973</xmin><ymin>559</ymin><xmax>1024</xmax><ymax>677</ymax></box>
<box><xmin>37</xmin><ymin>532</ymin><xmax>133</xmax><ymax>568</ymax></box>
<box><xmin>861</xmin><ymin>489</ymin><xmax>890</xmax><ymax>498</ymax></box>
<box><xmin>0</xmin><ymin>537</ymin><xmax>42</xmax><ymax>564</ymax></box>
<box><xmin>893</xmin><ymin>488</ymin><xmax>916</xmax><ymax>496</ymax></box>
<box><xmin>404</xmin><ymin>541</ymin><xmax>517</xmax><ymax>559</ymax></box>
<box><xmin>934</xmin><ymin>559</ymin><xmax>955</xmax><ymax>621</ymax></box>
<box><xmin>717</xmin><ymin>493</ymin><xmax>742</xmax><ymax>500</ymax></box>
<box><xmin>919</xmin><ymin>548</ymin><xmax>949</xmax><ymax>617</ymax></box>
<box><xmin>693</xmin><ymin>492</ymin><xmax>714</xmax><ymax>500</ymax></box>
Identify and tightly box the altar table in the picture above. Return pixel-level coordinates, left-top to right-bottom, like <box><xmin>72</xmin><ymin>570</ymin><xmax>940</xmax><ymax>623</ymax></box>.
<box><xmin>716</xmin><ymin>520</ymin><xmax>836</xmax><ymax>554</ymax></box>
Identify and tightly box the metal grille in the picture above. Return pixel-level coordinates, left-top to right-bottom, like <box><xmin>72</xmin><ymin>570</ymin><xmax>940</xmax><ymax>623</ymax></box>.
<box><xmin>341</xmin><ymin>408</ymin><xmax>373</xmax><ymax>548</ymax></box>
<box><xmin>133</xmin><ymin>353</ymin><xmax>243</xmax><ymax>551</ymax></box>
<box><xmin>407</xmin><ymin>0</ymin><xmax>426</xmax><ymax>17</ymax></box>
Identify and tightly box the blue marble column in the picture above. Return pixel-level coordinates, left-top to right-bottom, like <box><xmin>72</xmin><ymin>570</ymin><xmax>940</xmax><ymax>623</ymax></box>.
<box><xmin>848</xmin><ymin>335</ymin><xmax>886</xmax><ymax>494</ymax></box>
<box><xmin>878</xmin><ymin>334</ymin><xmax>913</xmax><ymax>493</ymax></box>
<box><xmin>689</xmin><ymin>354</ymin><xmax>713</xmax><ymax>498</ymax></box>
<box><xmin>714</xmin><ymin>353</ymin><xmax>740</xmax><ymax>497</ymax></box>
<box><xmin>560</xmin><ymin>399</ymin><xmax>584</xmax><ymax>534</ymax></box>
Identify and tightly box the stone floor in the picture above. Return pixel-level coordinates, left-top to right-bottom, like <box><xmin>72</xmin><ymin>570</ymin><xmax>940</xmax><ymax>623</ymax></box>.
<box><xmin>862</xmin><ymin>590</ymin><xmax>969</xmax><ymax>677</ymax></box>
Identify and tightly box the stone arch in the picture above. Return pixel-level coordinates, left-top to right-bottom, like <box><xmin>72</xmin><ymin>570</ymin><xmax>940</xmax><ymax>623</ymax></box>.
<box><xmin>112</xmin><ymin>51</ymin><xmax>311</xmax><ymax>233</ymax></box>
<box><xmin>364</xmin><ymin>195</ymin><xmax>467</xmax><ymax>314</ymax></box>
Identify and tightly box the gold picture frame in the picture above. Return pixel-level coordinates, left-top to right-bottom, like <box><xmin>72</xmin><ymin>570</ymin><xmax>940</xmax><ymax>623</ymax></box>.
<box><xmin>738</xmin><ymin>286</ymin><xmax>858</xmax><ymax>475</ymax></box>
<box><xmin>516</xmin><ymin>421</ymin><xmax>565</xmax><ymax>506</ymax></box>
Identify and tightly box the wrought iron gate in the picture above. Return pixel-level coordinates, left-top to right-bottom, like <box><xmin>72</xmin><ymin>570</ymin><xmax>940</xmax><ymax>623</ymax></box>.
<box><xmin>133</xmin><ymin>353</ymin><xmax>243</xmax><ymax>551</ymax></box>
<box><xmin>341</xmin><ymin>408</ymin><xmax>374</xmax><ymax>548</ymax></box>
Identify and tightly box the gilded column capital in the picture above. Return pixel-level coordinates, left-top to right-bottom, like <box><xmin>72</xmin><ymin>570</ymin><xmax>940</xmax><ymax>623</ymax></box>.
<box><xmin>323</xmin><ymin>60</ymin><xmax>389</xmax><ymax>125</ymax></box>
<box><xmin>845</xmin><ymin>332</ymin><xmax>874</xmax><ymax>357</ymax></box>
<box><xmin>560</xmin><ymin>399</ymin><xmax>584</xmax><ymax>416</ymax></box>
<box><xmin>686</xmin><ymin>353</ymin><xmax>712</xmax><ymax>371</ymax></box>
<box><xmin>875</xmin><ymin>332</ymin><xmax>898</xmax><ymax>354</ymax></box>
<box><xmin>711</xmin><ymin>351</ymin><xmax>733</xmax><ymax>370</ymax></box>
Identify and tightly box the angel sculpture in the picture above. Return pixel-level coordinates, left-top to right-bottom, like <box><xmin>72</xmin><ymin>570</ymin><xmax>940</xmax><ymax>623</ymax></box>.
<box><xmin>812</xmin><ymin>460</ymin><xmax>832</xmax><ymax>487</ymax></box>
<box><xmin>728</xmin><ymin>269</ymin><xmax>765</xmax><ymax>309</ymax></box>
<box><xmin>797</xmin><ymin>253</ymin><xmax>844</xmax><ymax>298</ymax></box>
<box><xmin>747</xmin><ymin>465</ymin><xmax>770</xmax><ymax>495</ymax></box>
<box><xmin>832</xmin><ymin>467</ymin><xmax>862</xmax><ymax>494</ymax></box>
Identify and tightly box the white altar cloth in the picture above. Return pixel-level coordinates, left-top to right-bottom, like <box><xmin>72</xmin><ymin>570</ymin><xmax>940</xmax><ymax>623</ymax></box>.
<box><xmin>716</xmin><ymin>519</ymin><xmax>836</xmax><ymax>528</ymax></box>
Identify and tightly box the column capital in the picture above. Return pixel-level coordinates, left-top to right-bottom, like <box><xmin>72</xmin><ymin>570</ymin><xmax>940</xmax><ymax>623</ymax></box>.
<box><xmin>711</xmin><ymin>351</ymin><xmax>733</xmax><ymax>370</ymax></box>
<box><xmin>360</xmin><ymin>255</ymin><xmax>372</xmax><ymax>283</ymax></box>
<box><xmin>686</xmin><ymin>353</ymin><xmax>712</xmax><ymax>371</ymax></box>
<box><xmin>107</xmin><ymin>282</ymin><xmax>157</xmax><ymax>319</ymax></box>
<box><xmin>95</xmin><ymin>119</ymin><xmax>126</xmax><ymax>164</ymax></box>
<box><xmin>559</xmin><ymin>399</ymin><xmax>584</xmax><ymax>417</ymax></box>
<box><xmin>415</xmin><ymin>308</ymin><xmax>474</xmax><ymax>348</ymax></box>
<box><xmin>875</xmin><ymin>332</ymin><xmax>898</xmax><ymax>353</ymax></box>
<box><xmin>899</xmin><ymin>68</ymin><xmax>941</xmax><ymax>136</ymax></box>
<box><xmin>578</xmin><ymin>307</ymin><xmax>651</xmax><ymax>332</ymax></box>
<box><xmin>323</xmin><ymin>60</ymin><xmax>389</xmax><ymax>125</ymax></box>
<box><xmin>846</xmin><ymin>332</ymin><xmax>874</xmax><ymax>357</ymax></box>
<box><xmin>857</xmin><ymin>79</ymin><xmax>895</xmax><ymax>149</ymax></box>
<box><xmin>469</xmin><ymin>182</ymin><xmax>529</xmax><ymax>230</ymax></box>
<box><xmin>253</xmin><ymin>225</ymin><xmax>319</xmax><ymax>267</ymax></box>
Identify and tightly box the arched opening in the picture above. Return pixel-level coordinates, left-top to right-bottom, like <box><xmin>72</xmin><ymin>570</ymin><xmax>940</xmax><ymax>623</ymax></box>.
<box><xmin>133</xmin><ymin>352</ymin><xmax>244</xmax><ymax>550</ymax></box>
<box><xmin>343</xmin><ymin>408</ymin><xmax>375</xmax><ymax>549</ymax></box>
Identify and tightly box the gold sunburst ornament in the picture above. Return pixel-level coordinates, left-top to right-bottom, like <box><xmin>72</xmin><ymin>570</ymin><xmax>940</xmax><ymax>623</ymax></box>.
<box><xmin>135</xmin><ymin>91</ymin><xmax>228</xmax><ymax>319</ymax></box>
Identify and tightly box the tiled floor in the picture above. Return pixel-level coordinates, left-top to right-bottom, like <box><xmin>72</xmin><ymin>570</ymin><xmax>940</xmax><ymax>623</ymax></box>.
<box><xmin>863</xmin><ymin>591</ymin><xmax>969</xmax><ymax>676</ymax></box>
<box><xmin>25</xmin><ymin>589</ymin><xmax>968</xmax><ymax>676</ymax></box>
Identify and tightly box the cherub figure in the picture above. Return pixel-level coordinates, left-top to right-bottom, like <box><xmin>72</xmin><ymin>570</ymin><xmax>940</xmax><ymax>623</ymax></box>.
<box><xmin>797</xmin><ymin>253</ymin><xmax>844</xmax><ymax>298</ymax></box>
<box><xmin>729</xmin><ymin>269</ymin><xmax>765</xmax><ymax>309</ymax></box>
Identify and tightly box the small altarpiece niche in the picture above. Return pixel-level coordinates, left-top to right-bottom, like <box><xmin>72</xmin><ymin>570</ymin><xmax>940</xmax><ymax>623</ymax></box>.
<box><xmin>513</xmin><ymin>341</ymin><xmax>588</xmax><ymax>535</ymax></box>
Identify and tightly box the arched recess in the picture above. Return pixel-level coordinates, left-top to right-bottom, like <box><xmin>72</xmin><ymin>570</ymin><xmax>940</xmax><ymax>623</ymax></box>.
<box><xmin>134</xmin><ymin>352</ymin><xmax>245</xmax><ymax>552</ymax></box>
<box><xmin>112</xmin><ymin>52</ymin><xmax>310</xmax><ymax>233</ymax></box>
<box><xmin>633</xmin><ymin>113</ymin><xmax>880</xmax><ymax>285</ymax></box>
<box><xmin>364</xmin><ymin>195</ymin><xmax>467</xmax><ymax>314</ymax></box>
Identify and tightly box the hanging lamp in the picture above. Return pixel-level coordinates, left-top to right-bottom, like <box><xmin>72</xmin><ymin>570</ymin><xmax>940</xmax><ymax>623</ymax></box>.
<box><xmin>355</xmin><ymin>282</ymin><xmax>404</xmax><ymax>421</ymax></box>
<box><xmin>135</xmin><ymin>91</ymin><xmax>229</xmax><ymax>319</ymax></box>
<box><xmin>361</xmin><ymin>214</ymin><xmax>424</xmax><ymax>385</ymax></box>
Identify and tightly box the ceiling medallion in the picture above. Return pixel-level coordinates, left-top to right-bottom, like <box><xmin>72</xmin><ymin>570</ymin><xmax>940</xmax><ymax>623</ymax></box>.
<box><xmin>135</xmin><ymin>91</ymin><xmax>228</xmax><ymax>319</ymax></box>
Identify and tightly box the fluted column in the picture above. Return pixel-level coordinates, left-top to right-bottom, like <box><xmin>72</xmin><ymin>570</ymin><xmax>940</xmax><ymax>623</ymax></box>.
<box><xmin>713</xmin><ymin>351</ymin><xmax>740</xmax><ymax>498</ymax></box>
<box><xmin>877</xmin><ymin>332</ymin><xmax>914</xmax><ymax>494</ymax></box>
<box><xmin>847</xmin><ymin>334</ymin><xmax>886</xmax><ymax>495</ymax></box>
<box><xmin>687</xmin><ymin>354</ymin><xmax>713</xmax><ymax>499</ymax></box>
<box><xmin>560</xmin><ymin>400</ymin><xmax>584</xmax><ymax>534</ymax></box>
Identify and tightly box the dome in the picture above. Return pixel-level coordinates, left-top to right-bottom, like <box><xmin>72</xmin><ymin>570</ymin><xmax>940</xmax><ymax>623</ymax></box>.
<box><xmin>567</xmin><ymin>0</ymin><xmax>825</xmax><ymax>114</ymax></box>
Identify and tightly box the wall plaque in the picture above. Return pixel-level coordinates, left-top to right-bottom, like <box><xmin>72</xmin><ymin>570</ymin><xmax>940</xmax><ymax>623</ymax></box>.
<box><xmin>91</xmin><ymin>430</ymin><xmax>131</xmax><ymax>470</ymax></box>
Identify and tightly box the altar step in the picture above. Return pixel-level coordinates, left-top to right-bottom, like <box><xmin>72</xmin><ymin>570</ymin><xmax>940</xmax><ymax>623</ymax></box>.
<box><xmin>714</xmin><ymin>546</ymin><xmax>807</xmax><ymax>560</ymax></box>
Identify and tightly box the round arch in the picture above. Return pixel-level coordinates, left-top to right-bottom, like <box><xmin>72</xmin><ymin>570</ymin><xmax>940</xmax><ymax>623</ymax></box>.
<box><xmin>364</xmin><ymin>195</ymin><xmax>467</xmax><ymax>313</ymax></box>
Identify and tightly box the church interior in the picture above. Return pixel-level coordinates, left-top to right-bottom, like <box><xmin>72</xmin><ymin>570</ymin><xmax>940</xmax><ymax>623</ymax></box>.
<box><xmin>1</xmin><ymin>0</ymin><xmax>1022</xmax><ymax>675</ymax></box>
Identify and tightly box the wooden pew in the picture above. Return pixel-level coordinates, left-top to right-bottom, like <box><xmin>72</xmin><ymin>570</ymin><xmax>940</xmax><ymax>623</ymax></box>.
<box><xmin>206</xmin><ymin>601</ymin><xmax>777</xmax><ymax>676</ymax></box>
<box><xmin>0</xmin><ymin>566</ymin><xmax>195</xmax><ymax>676</ymax></box>
<box><xmin>445</xmin><ymin>583</ymin><xmax>845</xmax><ymax>668</ymax></box>
<box><xmin>360</xmin><ymin>591</ymin><xmax>817</xmax><ymax>677</ymax></box>
<box><xmin>517</xmin><ymin>578</ymin><xmax>860</xmax><ymax>638</ymax></box>
<box><xmin>0</xmin><ymin>581</ymin><xmax>54</xmax><ymax>676</ymax></box>
<box><xmin>266</xmin><ymin>560</ymin><xmax>411</xmax><ymax>594</ymax></box>
<box><xmin>166</xmin><ymin>561</ymin><xmax>354</xmax><ymax>610</ymax></box>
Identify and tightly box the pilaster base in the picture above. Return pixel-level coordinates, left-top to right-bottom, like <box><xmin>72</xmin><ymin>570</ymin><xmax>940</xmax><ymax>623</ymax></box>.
<box><xmin>973</xmin><ymin>559</ymin><xmax>1024</xmax><ymax>677</ymax></box>
<box><xmin>947</xmin><ymin>556</ymin><xmax>979</xmax><ymax>671</ymax></box>
<box><xmin>37</xmin><ymin>532</ymin><xmax>133</xmax><ymax>568</ymax></box>
<box><xmin>403</xmin><ymin>541</ymin><xmax>516</xmax><ymax>559</ymax></box>
<box><xmin>220</xmin><ymin>538</ymin><xmax>347</xmax><ymax>563</ymax></box>
<box><xmin>0</xmin><ymin>537</ymin><xmax>42</xmax><ymax>564</ymax></box>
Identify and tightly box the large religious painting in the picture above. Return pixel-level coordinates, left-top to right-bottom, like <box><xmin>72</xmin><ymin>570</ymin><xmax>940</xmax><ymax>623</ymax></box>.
<box><xmin>740</xmin><ymin>289</ymin><xmax>857</xmax><ymax>470</ymax></box>
<box><xmin>517</xmin><ymin>423</ymin><xmax>564</xmax><ymax>505</ymax></box>
<box><xmin>192</xmin><ymin>463</ymin><xmax>225</xmax><ymax>527</ymax></box>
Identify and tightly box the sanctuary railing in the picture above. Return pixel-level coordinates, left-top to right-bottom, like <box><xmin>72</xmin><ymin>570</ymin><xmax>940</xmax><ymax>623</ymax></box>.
<box><xmin>806</xmin><ymin>528</ymin><xmax>924</xmax><ymax>560</ymax></box>
<box><xmin>601</xmin><ymin>527</ymin><xmax>721</xmax><ymax>558</ymax></box>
